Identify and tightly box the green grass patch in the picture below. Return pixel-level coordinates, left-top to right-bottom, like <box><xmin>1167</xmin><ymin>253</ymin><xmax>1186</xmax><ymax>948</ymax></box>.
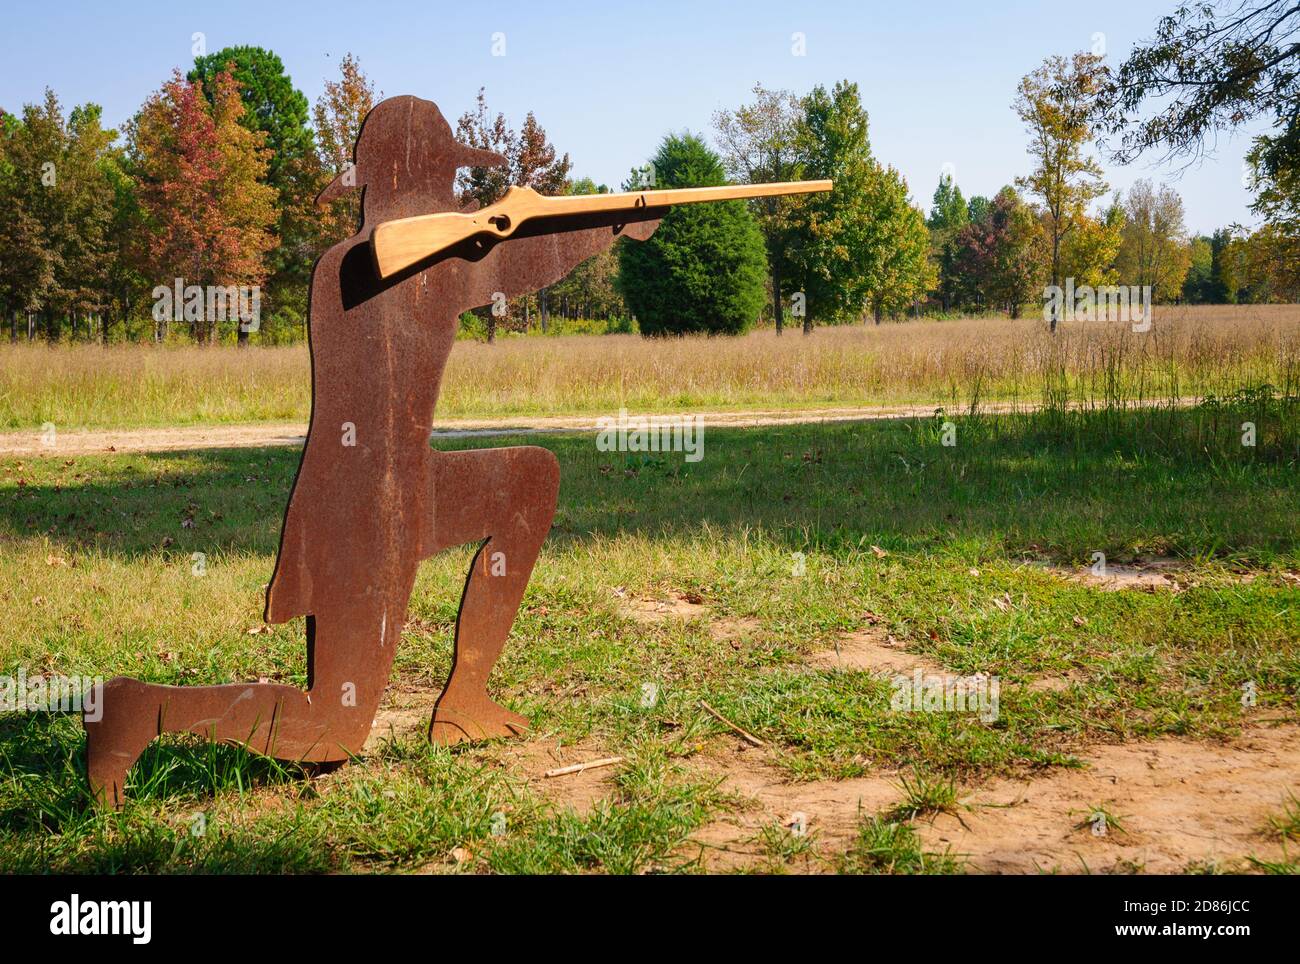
<box><xmin>1</xmin><ymin>405</ymin><xmax>1297</xmax><ymax>871</ymax></box>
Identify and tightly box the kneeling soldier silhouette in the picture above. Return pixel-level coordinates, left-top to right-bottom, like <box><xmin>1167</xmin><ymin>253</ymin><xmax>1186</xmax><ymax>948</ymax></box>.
<box><xmin>84</xmin><ymin>94</ymin><xmax>828</xmax><ymax>806</ymax></box>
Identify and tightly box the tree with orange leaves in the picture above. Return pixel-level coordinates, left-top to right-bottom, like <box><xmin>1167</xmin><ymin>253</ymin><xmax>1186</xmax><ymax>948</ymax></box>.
<box><xmin>128</xmin><ymin>68</ymin><xmax>276</xmax><ymax>343</ymax></box>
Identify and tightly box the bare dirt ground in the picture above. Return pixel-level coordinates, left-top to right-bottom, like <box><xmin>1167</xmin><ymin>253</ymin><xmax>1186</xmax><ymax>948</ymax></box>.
<box><xmin>361</xmin><ymin>604</ymin><xmax>1300</xmax><ymax>873</ymax></box>
<box><xmin>675</xmin><ymin>724</ymin><xmax>1300</xmax><ymax>874</ymax></box>
<box><xmin>917</xmin><ymin>725</ymin><xmax>1300</xmax><ymax>874</ymax></box>
<box><xmin>1026</xmin><ymin>557</ymin><xmax>1192</xmax><ymax>592</ymax></box>
<box><xmin>0</xmin><ymin>398</ymin><xmax>1197</xmax><ymax>456</ymax></box>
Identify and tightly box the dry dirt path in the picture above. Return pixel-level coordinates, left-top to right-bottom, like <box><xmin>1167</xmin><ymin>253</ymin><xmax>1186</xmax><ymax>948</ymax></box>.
<box><xmin>0</xmin><ymin>398</ymin><xmax>1196</xmax><ymax>456</ymax></box>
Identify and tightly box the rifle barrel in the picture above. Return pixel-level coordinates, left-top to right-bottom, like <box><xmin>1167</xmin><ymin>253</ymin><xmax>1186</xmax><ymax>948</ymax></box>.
<box><xmin>371</xmin><ymin>180</ymin><xmax>832</xmax><ymax>278</ymax></box>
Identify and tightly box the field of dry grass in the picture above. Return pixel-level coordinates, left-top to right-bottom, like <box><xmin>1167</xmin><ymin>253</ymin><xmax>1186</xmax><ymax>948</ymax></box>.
<box><xmin>0</xmin><ymin>304</ymin><xmax>1296</xmax><ymax>429</ymax></box>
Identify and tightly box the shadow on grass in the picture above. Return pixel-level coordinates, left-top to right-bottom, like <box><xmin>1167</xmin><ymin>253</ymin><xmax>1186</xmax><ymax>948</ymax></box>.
<box><xmin>1</xmin><ymin>405</ymin><xmax>1296</xmax><ymax>565</ymax></box>
<box><xmin>0</xmin><ymin>711</ymin><xmax>335</xmax><ymax>873</ymax></box>
<box><xmin>0</xmin><ymin>712</ymin><xmax>309</xmax><ymax>832</ymax></box>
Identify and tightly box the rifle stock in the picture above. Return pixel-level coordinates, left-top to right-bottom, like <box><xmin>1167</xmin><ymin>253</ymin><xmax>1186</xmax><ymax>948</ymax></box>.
<box><xmin>371</xmin><ymin>180</ymin><xmax>832</xmax><ymax>278</ymax></box>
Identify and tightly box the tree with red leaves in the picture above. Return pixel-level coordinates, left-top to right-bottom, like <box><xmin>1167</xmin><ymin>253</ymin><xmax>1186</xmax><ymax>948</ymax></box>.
<box><xmin>128</xmin><ymin>68</ymin><xmax>276</xmax><ymax>343</ymax></box>
<box><xmin>954</xmin><ymin>187</ymin><xmax>1044</xmax><ymax>318</ymax></box>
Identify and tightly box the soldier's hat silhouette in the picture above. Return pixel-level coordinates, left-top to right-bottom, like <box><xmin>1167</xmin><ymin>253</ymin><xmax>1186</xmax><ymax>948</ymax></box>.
<box><xmin>317</xmin><ymin>95</ymin><xmax>506</xmax><ymax>221</ymax></box>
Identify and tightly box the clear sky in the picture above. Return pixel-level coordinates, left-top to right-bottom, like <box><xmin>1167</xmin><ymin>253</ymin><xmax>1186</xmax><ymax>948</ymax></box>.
<box><xmin>0</xmin><ymin>0</ymin><xmax>1268</xmax><ymax>235</ymax></box>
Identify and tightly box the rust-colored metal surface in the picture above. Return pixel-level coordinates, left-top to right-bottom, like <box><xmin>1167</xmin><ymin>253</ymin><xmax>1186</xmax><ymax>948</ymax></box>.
<box><xmin>83</xmin><ymin>95</ymin><xmax>662</xmax><ymax>807</ymax></box>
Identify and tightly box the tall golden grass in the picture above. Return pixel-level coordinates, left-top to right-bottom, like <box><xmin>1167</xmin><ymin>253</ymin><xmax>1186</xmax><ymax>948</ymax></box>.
<box><xmin>0</xmin><ymin>304</ymin><xmax>1296</xmax><ymax>429</ymax></box>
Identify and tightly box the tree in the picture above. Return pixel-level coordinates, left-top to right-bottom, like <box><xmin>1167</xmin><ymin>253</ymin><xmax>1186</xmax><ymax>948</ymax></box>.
<box><xmin>954</xmin><ymin>186</ymin><xmax>1044</xmax><ymax>318</ymax></box>
<box><xmin>59</xmin><ymin>103</ymin><xmax>120</xmax><ymax>339</ymax></box>
<box><xmin>1015</xmin><ymin>52</ymin><xmax>1109</xmax><ymax>331</ymax></box>
<box><xmin>1095</xmin><ymin>3</ymin><xmax>1299</xmax><ymax>303</ymax></box>
<box><xmin>1059</xmin><ymin>202</ymin><xmax>1123</xmax><ymax>291</ymax></box>
<box><xmin>1182</xmin><ymin>235</ymin><xmax>1214</xmax><ymax>302</ymax></box>
<box><xmin>1240</xmin><ymin>221</ymin><xmax>1300</xmax><ymax>301</ymax></box>
<box><xmin>1211</xmin><ymin>227</ymin><xmax>1244</xmax><ymax>302</ymax></box>
<box><xmin>868</xmin><ymin>168</ymin><xmax>935</xmax><ymax>322</ymax></box>
<box><xmin>192</xmin><ymin>46</ymin><xmax>316</xmax><ymax>342</ymax></box>
<box><xmin>0</xmin><ymin>107</ymin><xmax>54</xmax><ymax>337</ymax></box>
<box><xmin>455</xmin><ymin>88</ymin><xmax>572</xmax><ymax>209</ymax></box>
<box><xmin>713</xmin><ymin>83</ymin><xmax>805</xmax><ymax>333</ymax></box>
<box><xmin>928</xmin><ymin>173</ymin><xmax>969</xmax><ymax>311</ymax></box>
<box><xmin>1115</xmin><ymin>179</ymin><xmax>1193</xmax><ymax>302</ymax></box>
<box><xmin>455</xmin><ymin>89</ymin><xmax>573</xmax><ymax>342</ymax></box>
<box><xmin>129</xmin><ymin>69</ymin><xmax>276</xmax><ymax>343</ymax></box>
<box><xmin>313</xmin><ymin>53</ymin><xmax>377</xmax><ymax>246</ymax></box>
<box><xmin>1096</xmin><ymin>1</ymin><xmax>1299</xmax><ymax>182</ymax></box>
<box><xmin>191</xmin><ymin>47</ymin><xmax>311</xmax><ymax>190</ymax></box>
<box><xmin>784</xmin><ymin>81</ymin><xmax>931</xmax><ymax>332</ymax></box>
<box><xmin>0</xmin><ymin>90</ymin><xmax>120</xmax><ymax>341</ymax></box>
<box><xmin>100</xmin><ymin>143</ymin><xmax>146</xmax><ymax>341</ymax></box>
<box><xmin>929</xmin><ymin>173</ymin><xmax>968</xmax><ymax>232</ymax></box>
<box><xmin>617</xmin><ymin>133</ymin><xmax>767</xmax><ymax>336</ymax></box>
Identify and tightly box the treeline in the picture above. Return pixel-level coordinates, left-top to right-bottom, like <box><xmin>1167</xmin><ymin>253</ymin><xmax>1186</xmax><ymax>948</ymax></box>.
<box><xmin>2</xmin><ymin>6</ymin><xmax>1297</xmax><ymax>345</ymax></box>
<box><xmin>0</xmin><ymin>49</ymin><xmax>610</xmax><ymax>345</ymax></box>
<box><xmin>0</xmin><ymin>48</ymin><xmax>382</xmax><ymax>344</ymax></box>
<box><xmin>922</xmin><ymin>52</ymin><xmax>1297</xmax><ymax>327</ymax></box>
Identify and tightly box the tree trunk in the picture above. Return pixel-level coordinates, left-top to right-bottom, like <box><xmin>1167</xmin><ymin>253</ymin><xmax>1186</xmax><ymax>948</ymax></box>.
<box><xmin>1050</xmin><ymin>231</ymin><xmax>1060</xmax><ymax>333</ymax></box>
<box><xmin>772</xmin><ymin>267</ymin><xmax>784</xmax><ymax>336</ymax></box>
<box><xmin>540</xmin><ymin>288</ymin><xmax>549</xmax><ymax>334</ymax></box>
<box><xmin>486</xmin><ymin>312</ymin><xmax>496</xmax><ymax>344</ymax></box>
<box><xmin>874</xmin><ymin>302</ymin><xmax>883</xmax><ymax>325</ymax></box>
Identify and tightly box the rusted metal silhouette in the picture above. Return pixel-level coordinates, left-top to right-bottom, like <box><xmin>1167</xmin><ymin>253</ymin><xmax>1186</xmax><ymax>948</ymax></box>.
<box><xmin>83</xmin><ymin>95</ymin><xmax>666</xmax><ymax>807</ymax></box>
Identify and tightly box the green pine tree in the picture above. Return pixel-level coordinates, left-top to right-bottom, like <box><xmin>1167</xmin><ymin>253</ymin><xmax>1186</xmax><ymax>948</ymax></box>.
<box><xmin>617</xmin><ymin>133</ymin><xmax>767</xmax><ymax>336</ymax></box>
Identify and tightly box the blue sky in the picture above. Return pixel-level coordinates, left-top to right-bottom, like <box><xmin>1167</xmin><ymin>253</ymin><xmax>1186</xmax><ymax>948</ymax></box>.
<box><xmin>0</xmin><ymin>0</ymin><xmax>1268</xmax><ymax>234</ymax></box>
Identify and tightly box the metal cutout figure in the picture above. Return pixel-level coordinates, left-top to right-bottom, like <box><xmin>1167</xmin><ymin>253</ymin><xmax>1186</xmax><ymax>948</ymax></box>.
<box><xmin>83</xmin><ymin>95</ymin><xmax>829</xmax><ymax>807</ymax></box>
<box><xmin>82</xmin><ymin>96</ymin><xmax>661</xmax><ymax>807</ymax></box>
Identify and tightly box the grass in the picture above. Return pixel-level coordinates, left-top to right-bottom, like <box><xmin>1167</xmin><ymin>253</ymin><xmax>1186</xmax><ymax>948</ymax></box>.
<box><xmin>0</xmin><ymin>393</ymin><xmax>1297</xmax><ymax>872</ymax></box>
<box><xmin>1</xmin><ymin>305</ymin><xmax>1297</xmax><ymax>429</ymax></box>
<box><xmin>840</xmin><ymin>817</ymin><xmax>964</xmax><ymax>874</ymax></box>
<box><xmin>888</xmin><ymin>768</ymin><xmax>962</xmax><ymax>822</ymax></box>
<box><xmin>1266</xmin><ymin>793</ymin><xmax>1300</xmax><ymax>841</ymax></box>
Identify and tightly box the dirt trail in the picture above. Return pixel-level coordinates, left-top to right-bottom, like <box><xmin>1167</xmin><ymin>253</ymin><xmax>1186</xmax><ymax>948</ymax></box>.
<box><xmin>0</xmin><ymin>397</ymin><xmax>1196</xmax><ymax>456</ymax></box>
<box><xmin>681</xmin><ymin>725</ymin><xmax>1300</xmax><ymax>873</ymax></box>
<box><xmin>918</xmin><ymin>725</ymin><xmax>1300</xmax><ymax>874</ymax></box>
